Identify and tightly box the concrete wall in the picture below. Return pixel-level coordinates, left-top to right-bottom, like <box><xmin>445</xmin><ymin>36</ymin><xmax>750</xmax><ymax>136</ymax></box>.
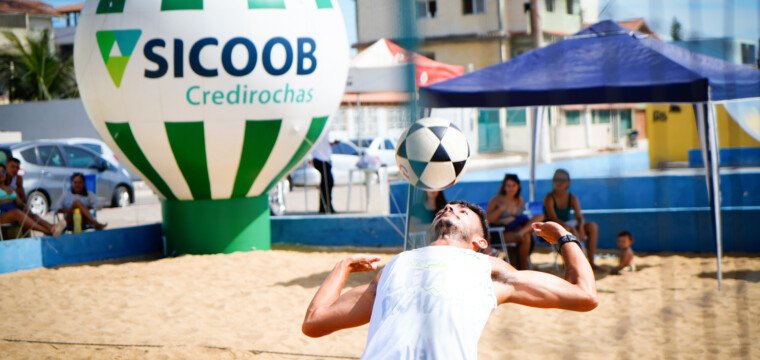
<box><xmin>421</xmin><ymin>40</ymin><xmax>502</xmax><ymax>69</ymax></box>
<box><xmin>357</xmin><ymin>0</ymin><xmax>501</xmax><ymax>43</ymax></box>
<box><xmin>389</xmin><ymin>171</ymin><xmax>760</xmax><ymax>252</ymax></box>
<box><xmin>0</xmin><ymin>224</ymin><xmax>163</xmax><ymax>274</ymax></box>
<box><xmin>0</xmin><ymin>98</ymin><xmax>101</xmax><ymax>141</ymax></box>
<box><xmin>646</xmin><ymin>103</ymin><xmax>760</xmax><ymax>167</ymax></box>
<box><xmin>272</xmin><ymin>214</ymin><xmax>405</xmax><ymax>247</ymax></box>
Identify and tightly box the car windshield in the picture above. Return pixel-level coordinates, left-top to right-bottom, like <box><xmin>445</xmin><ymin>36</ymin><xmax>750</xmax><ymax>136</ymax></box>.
<box><xmin>79</xmin><ymin>143</ymin><xmax>103</xmax><ymax>154</ymax></box>
<box><xmin>350</xmin><ymin>138</ymin><xmax>372</xmax><ymax>148</ymax></box>
<box><xmin>331</xmin><ymin>141</ymin><xmax>359</xmax><ymax>156</ymax></box>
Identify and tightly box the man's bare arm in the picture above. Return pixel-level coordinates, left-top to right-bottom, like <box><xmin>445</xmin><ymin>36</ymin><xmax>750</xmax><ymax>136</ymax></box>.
<box><xmin>492</xmin><ymin>222</ymin><xmax>598</xmax><ymax>312</ymax></box>
<box><xmin>16</xmin><ymin>176</ymin><xmax>26</xmax><ymax>204</ymax></box>
<box><xmin>302</xmin><ymin>255</ymin><xmax>381</xmax><ymax>337</ymax></box>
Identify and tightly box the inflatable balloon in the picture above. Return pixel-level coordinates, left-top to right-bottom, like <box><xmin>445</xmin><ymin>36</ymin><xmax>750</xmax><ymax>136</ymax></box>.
<box><xmin>74</xmin><ymin>0</ymin><xmax>349</xmax><ymax>254</ymax></box>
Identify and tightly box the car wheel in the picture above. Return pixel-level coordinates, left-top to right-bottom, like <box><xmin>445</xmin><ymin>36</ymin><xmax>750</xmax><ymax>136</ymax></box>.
<box><xmin>112</xmin><ymin>185</ymin><xmax>131</xmax><ymax>207</ymax></box>
<box><xmin>27</xmin><ymin>190</ymin><xmax>49</xmax><ymax>215</ymax></box>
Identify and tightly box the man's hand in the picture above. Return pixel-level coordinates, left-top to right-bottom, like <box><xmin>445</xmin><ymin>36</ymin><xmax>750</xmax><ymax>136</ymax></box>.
<box><xmin>342</xmin><ymin>255</ymin><xmax>381</xmax><ymax>273</ymax></box>
<box><xmin>532</xmin><ymin>221</ymin><xmax>571</xmax><ymax>244</ymax></box>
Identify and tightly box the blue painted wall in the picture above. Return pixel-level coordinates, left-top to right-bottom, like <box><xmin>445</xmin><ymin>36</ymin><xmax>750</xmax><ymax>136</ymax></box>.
<box><xmin>688</xmin><ymin>147</ymin><xmax>760</xmax><ymax>168</ymax></box>
<box><xmin>0</xmin><ymin>224</ymin><xmax>163</xmax><ymax>274</ymax></box>
<box><xmin>392</xmin><ymin>172</ymin><xmax>760</xmax><ymax>212</ymax></box>
<box><xmin>272</xmin><ymin>214</ymin><xmax>406</xmax><ymax>247</ymax></box>
<box><xmin>389</xmin><ymin>170</ymin><xmax>760</xmax><ymax>253</ymax></box>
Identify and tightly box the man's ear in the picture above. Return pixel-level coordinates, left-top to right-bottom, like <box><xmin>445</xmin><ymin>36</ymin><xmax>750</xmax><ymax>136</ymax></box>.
<box><xmin>473</xmin><ymin>236</ymin><xmax>489</xmax><ymax>251</ymax></box>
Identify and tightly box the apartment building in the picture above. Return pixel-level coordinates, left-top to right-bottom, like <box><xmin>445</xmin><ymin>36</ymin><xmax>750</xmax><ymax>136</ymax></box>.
<box><xmin>355</xmin><ymin>0</ymin><xmax>598</xmax><ymax>69</ymax></box>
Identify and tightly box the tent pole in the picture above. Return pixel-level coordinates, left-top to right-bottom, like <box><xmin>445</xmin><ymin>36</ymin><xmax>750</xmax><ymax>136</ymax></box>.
<box><xmin>529</xmin><ymin>106</ymin><xmax>540</xmax><ymax>202</ymax></box>
<box><xmin>695</xmin><ymin>98</ymin><xmax>723</xmax><ymax>290</ymax></box>
<box><xmin>706</xmin><ymin>98</ymin><xmax>724</xmax><ymax>290</ymax></box>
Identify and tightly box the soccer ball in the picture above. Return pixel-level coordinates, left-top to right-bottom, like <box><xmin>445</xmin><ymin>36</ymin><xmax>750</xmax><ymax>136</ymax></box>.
<box><xmin>395</xmin><ymin>118</ymin><xmax>471</xmax><ymax>191</ymax></box>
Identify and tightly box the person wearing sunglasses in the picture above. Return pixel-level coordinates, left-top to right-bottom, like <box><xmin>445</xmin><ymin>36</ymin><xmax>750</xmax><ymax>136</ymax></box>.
<box><xmin>0</xmin><ymin>163</ymin><xmax>65</xmax><ymax>237</ymax></box>
<box><xmin>543</xmin><ymin>169</ymin><xmax>600</xmax><ymax>270</ymax></box>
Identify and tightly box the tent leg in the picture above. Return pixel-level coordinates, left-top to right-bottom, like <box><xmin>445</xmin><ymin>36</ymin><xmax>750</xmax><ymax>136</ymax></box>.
<box><xmin>529</xmin><ymin>107</ymin><xmax>540</xmax><ymax>202</ymax></box>
<box><xmin>695</xmin><ymin>101</ymin><xmax>723</xmax><ymax>290</ymax></box>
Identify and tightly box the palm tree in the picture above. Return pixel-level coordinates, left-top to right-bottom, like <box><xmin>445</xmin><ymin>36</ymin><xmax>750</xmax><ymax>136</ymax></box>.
<box><xmin>0</xmin><ymin>29</ymin><xmax>78</xmax><ymax>102</ymax></box>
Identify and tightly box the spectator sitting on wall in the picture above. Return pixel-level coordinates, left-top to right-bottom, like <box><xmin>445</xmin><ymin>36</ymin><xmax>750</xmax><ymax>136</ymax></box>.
<box><xmin>543</xmin><ymin>169</ymin><xmax>600</xmax><ymax>270</ymax></box>
<box><xmin>0</xmin><ymin>163</ymin><xmax>65</xmax><ymax>237</ymax></box>
<box><xmin>611</xmin><ymin>231</ymin><xmax>636</xmax><ymax>275</ymax></box>
<box><xmin>53</xmin><ymin>172</ymin><xmax>107</xmax><ymax>230</ymax></box>
<box><xmin>5</xmin><ymin>157</ymin><xmax>26</xmax><ymax>204</ymax></box>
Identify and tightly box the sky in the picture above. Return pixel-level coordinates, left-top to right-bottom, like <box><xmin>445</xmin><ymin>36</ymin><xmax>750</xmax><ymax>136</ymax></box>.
<box><xmin>46</xmin><ymin>0</ymin><xmax>756</xmax><ymax>43</ymax></box>
<box><xmin>599</xmin><ymin>0</ymin><xmax>760</xmax><ymax>41</ymax></box>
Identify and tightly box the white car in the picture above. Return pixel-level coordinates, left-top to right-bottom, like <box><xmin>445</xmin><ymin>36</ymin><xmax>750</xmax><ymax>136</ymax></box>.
<box><xmin>288</xmin><ymin>140</ymin><xmax>367</xmax><ymax>186</ymax></box>
<box><xmin>352</xmin><ymin>137</ymin><xmax>397</xmax><ymax>166</ymax></box>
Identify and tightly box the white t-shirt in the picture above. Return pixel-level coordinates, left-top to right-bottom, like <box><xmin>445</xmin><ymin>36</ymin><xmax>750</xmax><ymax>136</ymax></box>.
<box><xmin>311</xmin><ymin>136</ymin><xmax>332</xmax><ymax>162</ymax></box>
<box><xmin>361</xmin><ymin>246</ymin><xmax>496</xmax><ymax>360</ymax></box>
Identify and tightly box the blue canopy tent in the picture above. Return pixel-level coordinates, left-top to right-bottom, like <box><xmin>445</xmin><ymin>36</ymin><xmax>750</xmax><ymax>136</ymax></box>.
<box><xmin>420</xmin><ymin>20</ymin><xmax>760</xmax><ymax>288</ymax></box>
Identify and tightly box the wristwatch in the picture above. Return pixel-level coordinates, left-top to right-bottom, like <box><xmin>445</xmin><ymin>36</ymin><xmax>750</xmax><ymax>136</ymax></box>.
<box><xmin>557</xmin><ymin>234</ymin><xmax>581</xmax><ymax>254</ymax></box>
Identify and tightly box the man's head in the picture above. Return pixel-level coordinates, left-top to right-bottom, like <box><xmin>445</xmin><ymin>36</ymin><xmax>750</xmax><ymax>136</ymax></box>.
<box><xmin>552</xmin><ymin>169</ymin><xmax>570</xmax><ymax>191</ymax></box>
<box><xmin>6</xmin><ymin>157</ymin><xmax>20</xmax><ymax>177</ymax></box>
<box><xmin>431</xmin><ymin>200</ymin><xmax>489</xmax><ymax>251</ymax></box>
<box><xmin>617</xmin><ymin>230</ymin><xmax>633</xmax><ymax>249</ymax></box>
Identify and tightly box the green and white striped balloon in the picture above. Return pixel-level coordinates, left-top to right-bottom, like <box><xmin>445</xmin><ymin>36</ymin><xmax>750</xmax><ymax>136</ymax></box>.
<box><xmin>74</xmin><ymin>0</ymin><xmax>348</xmax><ymax>201</ymax></box>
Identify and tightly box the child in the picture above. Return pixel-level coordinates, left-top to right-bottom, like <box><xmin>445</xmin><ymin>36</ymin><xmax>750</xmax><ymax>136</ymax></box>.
<box><xmin>612</xmin><ymin>231</ymin><xmax>636</xmax><ymax>274</ymax></box>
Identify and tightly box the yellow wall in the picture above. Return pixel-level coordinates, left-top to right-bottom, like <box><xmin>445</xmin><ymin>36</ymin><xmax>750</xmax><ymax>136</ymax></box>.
<box><xmin>646</xmin><ymin>104</ymin><xmax>760</xmax><ymax>168</ymax></box>
<box><xmin>421</xmin><ymin>41</ymin><xmax>502</xmax><ymax>70</ymax></box>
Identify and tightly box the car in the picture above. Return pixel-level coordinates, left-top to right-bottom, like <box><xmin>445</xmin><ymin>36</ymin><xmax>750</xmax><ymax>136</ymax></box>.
<box><xmin>288</xmin><ymin>160</ymin><xmax>321</xmax><ymax>187</ymax></box>
<box><xmin>58</xmin><ymin>137</ymin><xmax>141</xmax><ymax>181</ymax></box>
<box><xmin>0</xmin><ymin>141</ymin><xmax>135</xmax><ymax>215</ymax></box>
<box><xmin>351</xmin><ymin>136</ymin><xmax>398</xmax><ymax>166</ymax></box>
<box><xmin>287</xmin><ymin>140</ymin><xmax>367</xmax><ymax>187</ymax></box>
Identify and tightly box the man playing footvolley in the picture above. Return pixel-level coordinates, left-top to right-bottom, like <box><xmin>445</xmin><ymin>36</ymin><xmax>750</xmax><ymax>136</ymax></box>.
<box><xmin>302</xmin><ymin>200</ymin><xmax>598</xmax><ymax>359</ymax></box>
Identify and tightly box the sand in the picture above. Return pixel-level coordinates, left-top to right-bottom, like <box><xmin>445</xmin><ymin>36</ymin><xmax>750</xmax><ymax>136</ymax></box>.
<box><xmin>0</xmin><ymin>249</ymin><xmax>758</xmax><ymax>360</ymax></box>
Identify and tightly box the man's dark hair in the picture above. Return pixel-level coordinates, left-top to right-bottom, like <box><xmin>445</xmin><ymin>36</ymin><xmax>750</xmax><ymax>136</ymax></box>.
<box><xmin>447</xmin><ymin>200</ymin><xmax>489</xmax><ymax>242</ymax></box>
<box><xmin>7</xmin><ymin>157</ymin><xmax>20</xmax><ymax>165</ymax></box>
<box><xmin>617</xmin><ymin>230</ymin><xmax>633</xmax><ymax>241</ymax></box>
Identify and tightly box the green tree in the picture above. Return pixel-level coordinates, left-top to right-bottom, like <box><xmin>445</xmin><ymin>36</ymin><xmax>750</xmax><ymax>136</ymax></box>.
<box><xmin>670</xmin><ymin>17</ymin><xmax>683</xmax><ymax>41</ymax></box>
<box><xmin>0</xmin><ymin>29</ymin><xmax>78</xmax><ymax>102</ymax></box>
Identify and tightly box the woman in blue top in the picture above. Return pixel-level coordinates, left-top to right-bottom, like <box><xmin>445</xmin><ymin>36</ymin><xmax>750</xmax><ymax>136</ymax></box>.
<box><xmin>543</xmin><ymin>169</ymin><xmax>599</xmax><ymax>269</ymax></box>
<box><xmin>0</xmin><ymin>163</ymin><xmax>65</xmax><ymax>237</ymax></box>
<box><xmin>486</xmin><ymin>174</ymin><xmax>535</xmax><ymax>269</ymax></box>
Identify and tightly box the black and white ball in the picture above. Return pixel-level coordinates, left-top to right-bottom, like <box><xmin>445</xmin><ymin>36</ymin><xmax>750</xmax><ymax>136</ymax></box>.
<box><xmin>395</xmin><ymin>117</ymin><xmax>471</xmax><ymax>191</ymax></box>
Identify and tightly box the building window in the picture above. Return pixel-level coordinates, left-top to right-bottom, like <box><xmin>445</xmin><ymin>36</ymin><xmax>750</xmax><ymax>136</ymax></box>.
<box><xmin>545</xmin><ymin>0</ymin><xmax>555</xmax><ymax>12</ymax></box>
<box><xmin>463</xmin><ymin>0</ymin><xmax>485</xmax><ymax>14</ymax></box>
<box><xmin>566</xmin><ymin>0</ymin><xmax>574</xmax><ymax>14</ymax></box>
<box><xmin>0</xmin><ymin>14</ymin><xmax>28</xmax><ymax>28</ymax></box>
<box><xmin>740</xmin><ymin>43</ymin><xmax>756</xmax><ymax>65</ymax></box>
<box><xmin>416</xmin><ymin>0</ymin><xmax>437</xmax><ymax>18</ymax></box>
<box><xmin>507</xmin><ymin>108</ymin><xmax>527</xmax><ymax>126</ymax></box>
<box><xmin>592</xmin><ymin>109</ymin><xmax>611</xmax><ymax>124</ymax></box>
<box><xmin>565</xmin><ymin>110</ymin><xmax>581</xmax><ymax>125</ymax></box>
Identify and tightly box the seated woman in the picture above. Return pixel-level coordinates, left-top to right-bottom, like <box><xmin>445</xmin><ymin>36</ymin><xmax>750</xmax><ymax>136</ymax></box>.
<box><xmin>0</xmin><ymin>163</ymin><xmax>65</xmax><ymax>237</ymax></box>
<box><xmin>485</xmin><ymin>174</ymin><xmax>536</xmax><ymax>270</ymax></box>
<box><xmin>53</xmin><ymin>173</ymin><xmax>107</xmax><ymax>230</ymax></box>
<box><xmin>543</xmin><ymin>169</ymin><xmax>599</xmax><ymax>269</ymax></box>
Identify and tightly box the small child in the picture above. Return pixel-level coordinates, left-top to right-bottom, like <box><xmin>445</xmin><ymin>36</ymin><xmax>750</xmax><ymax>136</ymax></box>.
<box><xmin>612</xmin><ymin>231</ymin><xmax>636</xmax><ymax>275</ymax></box>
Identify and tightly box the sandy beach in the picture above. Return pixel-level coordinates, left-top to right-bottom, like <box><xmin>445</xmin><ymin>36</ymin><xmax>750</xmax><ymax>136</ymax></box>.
<box><xmin>0</xmin><ymin>248</ymin><xmax>757</xmax><ymax>359</ymax></box>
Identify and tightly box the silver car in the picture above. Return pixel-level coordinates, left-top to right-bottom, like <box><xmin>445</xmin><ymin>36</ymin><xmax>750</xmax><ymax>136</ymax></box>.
<box><xmin>0</xmin><ymin>141</ymin><xmax>134</xmax><ymax>215</ymax></box>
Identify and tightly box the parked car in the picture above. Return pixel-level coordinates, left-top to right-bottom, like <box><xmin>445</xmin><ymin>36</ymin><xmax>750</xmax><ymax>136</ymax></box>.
<box><xmin>351</xmin><ymin>136</ymin><xmax>398</xmax><ymax>166</ymax></box>
<box><xmin>0</xmin><ymin>141</ymin><xmax>135</xmax><ymax>215</ymax></box>
<box><xmin>58</xmin><ymin>137</ymin><xmax>140</xmax><ymax>181</ymax></box>
<box><xmin>287</xmin><ymin>140</ymin><xmax>367</xmax><ymax>187</ymax></box>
